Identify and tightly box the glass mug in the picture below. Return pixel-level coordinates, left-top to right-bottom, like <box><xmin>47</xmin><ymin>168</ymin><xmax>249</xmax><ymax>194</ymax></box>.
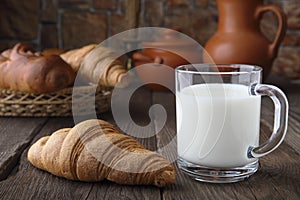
<box><xmin>175</xmin><ymin>64</ymin><xmax>288</xmax><ymax>183</ymax></box>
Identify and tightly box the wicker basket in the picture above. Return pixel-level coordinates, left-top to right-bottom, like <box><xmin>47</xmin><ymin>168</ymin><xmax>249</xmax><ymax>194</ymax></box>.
<box><xmin>0</xmin><ymin>85</ymin><xmax>112</xmax><ymax>117</ymax></box>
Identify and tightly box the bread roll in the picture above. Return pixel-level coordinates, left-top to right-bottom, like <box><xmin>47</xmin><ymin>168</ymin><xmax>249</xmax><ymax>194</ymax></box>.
<box><xmin>0</xmin><ymin>43</ymin><xmax>75</xmax><ymax>94</ymax></box>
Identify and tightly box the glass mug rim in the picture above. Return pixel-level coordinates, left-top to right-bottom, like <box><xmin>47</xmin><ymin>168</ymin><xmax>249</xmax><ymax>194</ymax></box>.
<box><xmin>176</xmin><ymin>64</ymin><xmax>262</xmax><ymax>75</ymax></box>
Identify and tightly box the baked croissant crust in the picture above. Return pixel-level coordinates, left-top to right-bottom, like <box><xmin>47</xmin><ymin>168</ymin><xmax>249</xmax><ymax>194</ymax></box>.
<box><xmin>28</xmin><ymin>119</ymin><xmax>176</xmax><ymax>187</ymax></box>
<box><xmin>0</xmin><ymin>43</ymin><xmax>75</xmax><ymax>94</ymax></box>
<box><xmin>60</xmin><ymin>45</ymin><xmax>127</xmax><ymax>87</ymax></box>
<box><xmin>60</xmin><ymin>44</ymin><xmax>97</xmax><ymax>73</ymax></box>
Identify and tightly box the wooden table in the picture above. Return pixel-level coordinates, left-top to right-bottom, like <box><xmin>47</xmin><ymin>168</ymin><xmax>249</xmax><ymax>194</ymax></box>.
<box><xmin>0</xmin><ymin>75</ymin><xmax>299</xmax><ymax>199</ymax></box>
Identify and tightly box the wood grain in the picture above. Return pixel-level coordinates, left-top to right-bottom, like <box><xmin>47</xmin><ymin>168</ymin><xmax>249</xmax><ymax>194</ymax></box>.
<box><xmin>0</xmin><ymin>116</ymin><xmax>160</xmax><ymax>200</ymax></box>
<box><xmin>87</xmin><ymin>182</ymin><xmax>160</xmax><ymax>200</ymax></box>
<box><xmin>0</xmin><ymin>118</ymin><xmax>82</xmax><ymax>199</ymax></box>
<box><xmin>256</xmin><ymin>119</ymin><xmax>300</xmax><ymax>199</ymax></box>
<box><xmin>0</xmin><ymin>75</ymin><xmax>299</xmax><ymax>200</ymax></box>
<box><xmin>262</xmin><ymin>76</ymin><xmax>300</xmax><ymax>154</ymax></box>
<box><xmin>0</xmin><ymin>117</ymin><xmax>47</xmax><ymax>181</ymax></box>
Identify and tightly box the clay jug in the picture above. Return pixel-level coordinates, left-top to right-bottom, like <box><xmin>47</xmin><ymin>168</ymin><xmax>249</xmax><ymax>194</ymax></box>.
<box><xmin>203</xmin><ymin>0</ymin><xmax>287</xmax><ymax>79</ymax></box>
<box><xmin>133</xmin><ymin>29</ymin><xmax>201</xmax><ymax>91</ymax></box>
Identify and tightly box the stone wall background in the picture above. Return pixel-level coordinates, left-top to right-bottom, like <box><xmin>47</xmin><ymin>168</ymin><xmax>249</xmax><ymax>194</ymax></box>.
<box><xmin>0</xmin><ymin>0</ymin><xmax>299</xmax><ymax>77</ymax></box>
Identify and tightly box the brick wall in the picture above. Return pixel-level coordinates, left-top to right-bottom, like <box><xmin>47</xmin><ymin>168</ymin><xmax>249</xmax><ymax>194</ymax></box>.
<box><xmin>0</xmin><ymin>0</ymin><xmax>299</xmax><ymax>77</ymax></box>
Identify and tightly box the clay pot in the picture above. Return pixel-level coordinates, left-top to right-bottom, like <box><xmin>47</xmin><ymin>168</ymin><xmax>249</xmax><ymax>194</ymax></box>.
<box><xmin>133</xmin><ymin>29</ymin><xmax>201</xmax><ymax>91</ymax></box>
<box><xmin>203</xmin><ymin>0</ymin><xmax>287</xmax><ymax>79</ymax></box>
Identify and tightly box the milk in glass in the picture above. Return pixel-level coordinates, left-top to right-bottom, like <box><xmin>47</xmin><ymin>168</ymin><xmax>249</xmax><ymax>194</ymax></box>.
<box><xmin>176</xmin><ymin>84</ymin><xmax>261</xmax><ymax>168</ymax></box>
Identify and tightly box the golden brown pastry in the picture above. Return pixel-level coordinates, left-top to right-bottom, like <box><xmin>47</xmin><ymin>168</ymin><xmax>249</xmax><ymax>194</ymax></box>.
<box><xmin>0</xmin><ymin>43</ymin><xmax>75</xmax><ymax>94</ymax></box>
<box><xmin>42</xmin><ymin>48</ymin><xmax>66</xmax><ymax>56</ymax></box>
<box><xmin>60</xmin><ymin>44</ymin><xmax>97</xmax><ymax>73</ymax></box>
<box><xmin>60</xmin><ymin>45</ymin><xmax>127</xmax><ymax>87</ymax></box>
<box><xmin>81</xmin><ymin>46</ymin><xmax>127</xmax><ymax>87</ymax></box>
<box><xmin>1</xmin><ymin>48</ymin><xmax>12</xmax><ymax>58</ymax></box>
<box><xmin>28</xmin><ymin>119</ymin><xmax>176</xmax><ymax>187</ymax></box>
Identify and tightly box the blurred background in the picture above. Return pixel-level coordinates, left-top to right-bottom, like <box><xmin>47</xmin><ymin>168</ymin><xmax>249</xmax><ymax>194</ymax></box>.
<box><xmin>0</xmin><ymin>0</ymin><xmax>299</xmax><ymax>78</ymax></box>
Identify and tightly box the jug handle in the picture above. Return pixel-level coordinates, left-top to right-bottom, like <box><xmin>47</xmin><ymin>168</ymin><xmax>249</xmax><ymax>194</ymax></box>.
<box><xmin>255</xmin><ymin>5</ymin><xmax>287</xmax><ymax>58</ymax></box>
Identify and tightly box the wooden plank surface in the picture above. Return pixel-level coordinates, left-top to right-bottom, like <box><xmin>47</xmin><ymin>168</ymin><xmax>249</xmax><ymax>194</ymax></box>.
<box><xmin>0</xmin><ymin>117</ymin><xmax>47</xmax><ymax>181</ymax></box>
<box><xmin>0</xmin><ymin>75</ymin><xmax>299</xmax><ymax>200</ymax></box>
<box><xmin>152</xmin><ymin>76</ymin><xmax>300</xmax><ymax>200</ymax></box>
<box><xmin>254</xmin><ymin>76</ymin><xmax>300</xmax><ymax>199</ymax></box>
<box><xmin>265</xmin><ymin>75</ymin><xmax>300</xmax><ymax>153</ymax></box>
<box><xmin>0</xmin><ymin>118</ymin><xmax>79</xmax><ymax>199</ymax></box>
<box><xmin>0</xmin><ymin>87</ymin><xmax>161</xmax><ymax>200</ymax></box>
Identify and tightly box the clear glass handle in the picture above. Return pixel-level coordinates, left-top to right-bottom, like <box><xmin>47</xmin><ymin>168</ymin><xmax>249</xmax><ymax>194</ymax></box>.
<box><xmin>248</xmin><ymin>83</ymin><xmax>289</xmax><ymax>158</ymax></box>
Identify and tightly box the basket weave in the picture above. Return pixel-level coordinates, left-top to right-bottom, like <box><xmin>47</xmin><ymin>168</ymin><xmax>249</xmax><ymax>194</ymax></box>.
<box><xmin>0</xmin><ymin>85</ymin><xmax>112</xmax><ymax>117</ymax></box>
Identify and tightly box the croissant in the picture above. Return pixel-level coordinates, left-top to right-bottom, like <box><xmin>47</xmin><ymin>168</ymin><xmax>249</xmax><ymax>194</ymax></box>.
<box><xmin>60</xmin><ymin>44</ymin><xmax>97</xmax><ymax>73</ymax></box>
<box><xmin>42</xmin><ymin>48</ymin><xmax>66</xmax><ymax>57</ymax></box>
<box><xmin>27</xmin><ymin>119</ymin><xmax>176</xmax><ymax>187</ymax></box>
<box><xmin>0</xmin><ymin>43</ymin><xmax>75</xmax><ymax>94</ymax></box>
<box><xmin>60</xmin><ymin>45</ymin><xmax>127</xmax><ymax>87</ymax></box>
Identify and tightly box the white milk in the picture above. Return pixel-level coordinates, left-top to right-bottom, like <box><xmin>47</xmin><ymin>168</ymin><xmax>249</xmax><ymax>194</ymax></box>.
<box><xmin>176</xmin><ymin>84</ymin><xmax>261</xmax><ymax>168</ymax></box>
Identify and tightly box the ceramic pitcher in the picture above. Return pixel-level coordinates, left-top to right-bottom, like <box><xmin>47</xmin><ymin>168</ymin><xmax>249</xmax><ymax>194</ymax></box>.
<box><xmin>133</xmin><ymin>29</ymin><xmax>201</xmax><ymax>91</ymax></box>
<box><xmin>203</xmin><ymin>0</ymin><xmax>287</xmax><ymax>79</ymax></box>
